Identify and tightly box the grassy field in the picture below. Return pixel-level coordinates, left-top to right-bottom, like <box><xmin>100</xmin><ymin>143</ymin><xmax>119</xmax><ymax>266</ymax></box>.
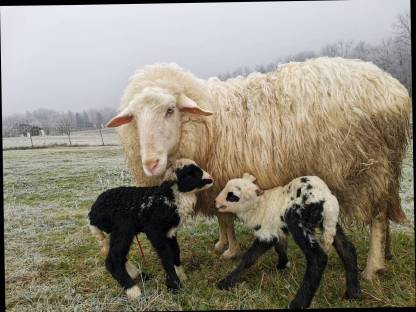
<box><xmin>3</xmin><ymin>143</ymin><xmax>415</xmax><ymax>311</ymax></box>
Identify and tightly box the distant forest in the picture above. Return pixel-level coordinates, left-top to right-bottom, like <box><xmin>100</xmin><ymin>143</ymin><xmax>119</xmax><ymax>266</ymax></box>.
<box><xmin>218</xmin><ymin>12</ymin><xmax>411</xmax><ymax>95</ymax></box>
<box><xmin>2</xmin><ymin>13</ymin><xmax>410</xmax><ymax>138</ymax></box>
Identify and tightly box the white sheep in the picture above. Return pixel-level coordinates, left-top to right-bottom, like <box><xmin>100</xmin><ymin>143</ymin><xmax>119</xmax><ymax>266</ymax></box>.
<box><xmin>215</xmin><ymin>173</ymin><xmax>361</xmax><ymax>309</ymax></box>
<box><xmin>107</xmin><ymin>57</ymin><xmax>410</xmax><ymax>280</ymax></box>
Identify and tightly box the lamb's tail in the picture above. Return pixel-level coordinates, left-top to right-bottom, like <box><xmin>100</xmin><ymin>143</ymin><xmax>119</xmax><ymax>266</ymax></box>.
<box><xmin>320</xmin><ymin>195</ymin><xmax>340</xmax><ymax>254</ymax></box>
<box><xmin>89</xmin><ymin>224</ymin><xmax>109</xmax><ymax>256</ymax></box>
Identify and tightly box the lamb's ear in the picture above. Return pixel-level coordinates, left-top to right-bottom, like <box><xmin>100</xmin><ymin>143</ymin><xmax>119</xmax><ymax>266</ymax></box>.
<box><xmin>177</xmin><ymin>94</ymin><xmax>213</xmax><ymax>116</ymax></box>
<box><xmin>243</xmin><ymin>173</ymin><xmax>256</xmax><ymax>182</ymax></box>
<box><xmin>106</xmin><ymin>107</ymin><xmax>133</xmax><ymax>128</ymax></box>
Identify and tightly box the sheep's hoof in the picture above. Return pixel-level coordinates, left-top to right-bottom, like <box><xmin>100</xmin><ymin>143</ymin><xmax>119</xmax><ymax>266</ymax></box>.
<box><xmin>214</xmin><ymin>241</ymin><xmax>227</xmax><ymax>254</ymax></box>
<box><xmin>175</xmin><ymin>265</ymin><xmax>188</xmax><ymax>282</ymax></box>
<box><xmin>126</xmin><ymin>286</ymin><xmax>141</xmax><ymax>300</ymax></box>
<box><xmin>362</xmin><ymin>266</ymin><xmax>385</xmax><ymax>281</ymax></box>
<box><xmin>276</xmin><ymin>261</ymin><xmax>290</xmax><ymax>270</ymax></box>
<box><xmin>220</xmin><ymin>248</ymin><xmax>240</xmax><ymax>260</ymax></box>
<box><xmin>344</xmin><ymin>288</ymin><xmax>362</xmax><ymax>300</ymax></box>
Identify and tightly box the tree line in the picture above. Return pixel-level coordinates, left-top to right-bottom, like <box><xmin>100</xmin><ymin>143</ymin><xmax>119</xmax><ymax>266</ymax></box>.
<box><xmin>2</xmin><ymin>107</ymin><xmax>117</xmax><ymax>137</ymax></box>
<box><xmin>218</xmin><ymin>13</ymin><xmax>411</xmax><ymax>96</ymax></box>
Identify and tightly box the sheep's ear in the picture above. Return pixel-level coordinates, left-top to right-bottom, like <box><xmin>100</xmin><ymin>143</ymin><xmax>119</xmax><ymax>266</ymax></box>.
<box><xmin>243</xmin><ymin>173</ymin><xmax>256</xmax><ymax>182</ymax></box>
<box><xmin>106</xmin><ymin>107</ymin><xmax>133</xmax><ymax>128</ymax></box>
<box><xmin>177</xmin><ymin>94</ymin><xmax>213</xmax><ymax>116</ymax></box>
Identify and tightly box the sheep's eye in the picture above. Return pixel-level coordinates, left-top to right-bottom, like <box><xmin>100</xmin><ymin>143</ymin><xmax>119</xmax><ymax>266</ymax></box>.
<box><xmin>166</xmin><ymin>107</ymin><xmax>175</xmax><ymax>117</ymax></box>
<box><xmin>226</xmin><ymin>192</ymin><xmax>240</xmax><ymax>202</ymax></box>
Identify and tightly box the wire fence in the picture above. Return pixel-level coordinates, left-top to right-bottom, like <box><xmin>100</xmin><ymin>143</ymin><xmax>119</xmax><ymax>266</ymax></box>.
<box><xmin>2</xmin><ymin>128</ymin><xmax>120</xmax><ymax>149</ymax></box>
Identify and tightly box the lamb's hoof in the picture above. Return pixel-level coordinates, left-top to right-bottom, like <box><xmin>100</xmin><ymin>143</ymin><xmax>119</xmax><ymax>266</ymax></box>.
<box><xmin>126</xmin><ymin>286</ymin><xmax>141</xmax><ymax>300</ymax></box>
<box><xmin>166</xmin><ymin>278</ymin><xmax>182</xmax><ymax>293</ymax></box>
<box><xmin>214</xmin><ymin>241</ymin><xmax>227</xmax><ymax>254</ymax></box>
<box><xmin>344</xmin><ymin>289</ymin><xmax>362</xmax><ymax>300</ymax></box>
<box><xmin>288</xmin><ymin>299</ymin><xmax>306</xmax><ymax>309</ymax></box>
<box><xmin>217</xmin><ymin>277</ymin><xmax>235</xmax><ymax>290</ymax></box>
<box><xmin>220</xmin><ymin>248</ymin><xmax>240</xmax><ymax>260</ymax></box>
<box><xmin>276</xmin><ymin>261</ymin><xmax>290</xmax><ymax>270</ymax></box>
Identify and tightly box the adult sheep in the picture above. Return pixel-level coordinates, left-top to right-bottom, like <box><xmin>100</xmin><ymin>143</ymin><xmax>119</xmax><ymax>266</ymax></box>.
<box><xmin>107</xmin><ymin>57</ymin><xmax>410</xmax><ymax>281</ymax></box>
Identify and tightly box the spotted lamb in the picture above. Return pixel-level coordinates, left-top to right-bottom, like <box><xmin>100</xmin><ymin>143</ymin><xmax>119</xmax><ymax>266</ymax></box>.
<box><xmin>215</xmin><ymin>173</ymin><xmax>361</xmax><ymax>309</ymax></box>
<box><xmin>88</xmin><ymin>159</ymin><xmax>214</xmax><ymax>300</ymax></box>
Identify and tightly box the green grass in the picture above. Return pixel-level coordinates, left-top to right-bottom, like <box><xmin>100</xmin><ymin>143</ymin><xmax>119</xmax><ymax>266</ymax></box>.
<box><xmin>3</xmin><ymin>145</ymin><xmax>415</xmax><ymax>311</ymax></box>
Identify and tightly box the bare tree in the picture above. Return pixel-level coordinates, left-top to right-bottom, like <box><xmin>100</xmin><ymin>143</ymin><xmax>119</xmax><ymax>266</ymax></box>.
<box><xmin>56</xmin><ymin>116</ymin><xmax>74</xmax><ymax>145</ymax></box>
<box><xmin>393</xmin><ymin>12</ymin><xmax>411</xmax><ymax>48</ymax></box>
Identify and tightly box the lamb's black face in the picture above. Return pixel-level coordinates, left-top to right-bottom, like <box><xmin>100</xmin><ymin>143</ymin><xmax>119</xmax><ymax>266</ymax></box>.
<box><xmin>176</xmin><ymin>164</ymin><xmax>214</xmax><ymax>192</ymax></box>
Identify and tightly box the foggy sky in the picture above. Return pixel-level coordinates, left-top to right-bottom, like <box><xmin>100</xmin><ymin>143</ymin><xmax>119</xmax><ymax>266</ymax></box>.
<box><xmin>1</xmin><ymin>1</ymin><xmax>410</xmax><ymax>116</ymax></box>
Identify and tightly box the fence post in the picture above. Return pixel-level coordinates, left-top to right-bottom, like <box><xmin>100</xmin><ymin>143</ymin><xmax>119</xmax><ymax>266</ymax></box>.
<box><xmin>28</xmin><ymin>133</ymin><xmax>34</xmax><ymax>148</ymax></box>
<box><xmin>99</xmin><ymin>128</ymin><xmax>105</xmax><ymax>146</ymax></box>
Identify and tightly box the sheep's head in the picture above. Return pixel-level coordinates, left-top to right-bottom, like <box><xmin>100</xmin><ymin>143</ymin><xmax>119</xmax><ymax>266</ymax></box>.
<box><xmin>164</xmin><ymin>158</ymin><xmax>214</xmax><ymax>193</ymax></box>
<box><xmin>106</xmin><ymin>86</ymin><xmax>213</xmax><ymax>176</ymax></box>
<box><xmin>215</xmin><ymin>173</ymin><xmax>264</xmax><ymax>214</ymax></box>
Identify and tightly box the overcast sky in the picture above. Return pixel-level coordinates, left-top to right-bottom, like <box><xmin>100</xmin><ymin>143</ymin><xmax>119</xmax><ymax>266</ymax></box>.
<box><xmin>1</xmin><ymin>0</ymin><xmax>410</xmax><ymax>116</ymax></box>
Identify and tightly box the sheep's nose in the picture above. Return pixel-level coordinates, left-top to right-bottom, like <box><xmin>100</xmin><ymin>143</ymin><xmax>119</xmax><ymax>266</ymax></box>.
<box><xmin>144</xmin><ymin>159</ymin><xmax>160</xmax><ymax>173</ymax></box>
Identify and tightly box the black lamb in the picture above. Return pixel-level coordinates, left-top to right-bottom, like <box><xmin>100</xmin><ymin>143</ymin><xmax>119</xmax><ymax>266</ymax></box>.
<box><xmin>88</xmin><ymin>158</ymin><xmax>214</xmax><ymax>300</ymax></box>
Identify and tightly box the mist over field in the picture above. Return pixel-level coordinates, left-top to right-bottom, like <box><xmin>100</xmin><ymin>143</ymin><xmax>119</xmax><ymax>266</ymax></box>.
<box><xmin>1</xmin><ymin>0</ymin><xmax>411</xmax><ymax>119</ymax></box>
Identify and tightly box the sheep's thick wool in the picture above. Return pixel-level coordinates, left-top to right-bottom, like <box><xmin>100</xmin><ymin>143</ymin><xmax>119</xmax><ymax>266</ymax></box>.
<box><xmin>115</xmin><ymin>57</ymin><xmax>410</xmax><ymax>278</ymax></box>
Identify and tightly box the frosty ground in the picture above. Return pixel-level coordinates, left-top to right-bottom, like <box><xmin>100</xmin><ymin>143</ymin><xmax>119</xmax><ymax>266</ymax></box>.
<box><xmin>3</xmin><ymin>142</ymin><xmax>414</xmax><ymax>311</ymax></box>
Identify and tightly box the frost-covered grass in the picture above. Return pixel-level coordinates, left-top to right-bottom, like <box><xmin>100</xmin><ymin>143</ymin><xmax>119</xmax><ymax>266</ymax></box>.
<box><xmin>3</xmin><ymin>143</ymin><xmax>414</xmax><ymax>310</ymax></box>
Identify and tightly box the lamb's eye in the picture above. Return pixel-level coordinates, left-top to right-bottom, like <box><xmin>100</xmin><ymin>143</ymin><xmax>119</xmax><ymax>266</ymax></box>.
<box><xmin>166</xmin><ymin>107</ymin><xmax>175</xmax><ymax>117</ymax></box>
<box><xmin>226</xmin><ymin>192</ymin><xmax>240</xmax><ymax>202</ymax></box>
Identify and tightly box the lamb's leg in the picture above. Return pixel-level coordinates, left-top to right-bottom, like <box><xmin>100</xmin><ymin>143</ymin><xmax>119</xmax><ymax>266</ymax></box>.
<box><xmin>167</xmin><ymin>236</ymin><xmax>187</xmax><ymax>282</ymax></box>
<box><xmin>214</xmin><ymin>214</ymin><xmax>228</xmax><ymax>254</ymax></box>
<box><xmin>362</xmin><ymin>211</ymin><xmax>386</xmax><ymax>281</ymax></box>
<box><xmin>217</xmin><ymin>238</ymin><xmax>274</xmax><ymax>290</ymax></box>
<box><xmin>147</xmin><ymin>232</ymin><xmax>181</xmax><ymax>291</ymax></box>
<box><xmin>332</xmin><ymin>224</ymin><xmax>361</xmax><ymax>300</ymax></box>
<box><xmin>105</xmin><ymin>231</ymin><xmax>140</xmax><ymax>300</ymax></box>
<box><xmin>285</xmin><ymin>210</ymin><xmax>328</xmax><ymax>309</ymax></box>
<box><xmin>275</xmin><ymin>236</ymin><xmax>289</xmax><ymax>270</ymax></box>
<box><xmin>221</xmin><ymin>213</ymin><xmax>241</xmax><ymax>260</ymax></box>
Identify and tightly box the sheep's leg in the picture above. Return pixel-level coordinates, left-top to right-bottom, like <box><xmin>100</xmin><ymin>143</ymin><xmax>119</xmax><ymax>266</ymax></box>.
<box><xmin>221</xmin><ymin>214</ymin><xmax>241</xmax><ymax>260</ymax></box>
<box><xmin>147</xmin><ymin>232</ymin><xmax>181</xmax><ymax>291</ymax></box>
<box><xmin>362</xmin><ymin>211</ymin><xmax>386</xmax><ymax>281</ymax></box>
<box><xmin>167</xmin><ymin>236</ymin><xmax>187</xmax><ymax>282</ymax></box>
<box><xmin>385</xmin><ymin>220</ymin><xmax>393</xmax><ymax>260</ymax></box>
<box><xmin>332</xmin><ymin>224</ymin><xmax>361</xmax><ymax>300</ymax></box>
<box><xmin>217</xmin><ymin>238</ymin><xmax>274</xmax><ymax>290</ymax></box>
<box><xmin>285</xmin><ymin>211</ymin><xmax>327</xmax><ymax>309</ymax></box>
<box><xmin>275</xmin><ymin>236</ymin><xmax>289</xmax><ymax>270</ymax></box>
<box><xmin>105</xmin><ymin>231</ymin><xmax>141</xmax><ymax>300</ymax></box>
<box><xmin>214</xmin><ymin>214</ymin><xmax>228</xmax><ymax>254</ymax></box>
